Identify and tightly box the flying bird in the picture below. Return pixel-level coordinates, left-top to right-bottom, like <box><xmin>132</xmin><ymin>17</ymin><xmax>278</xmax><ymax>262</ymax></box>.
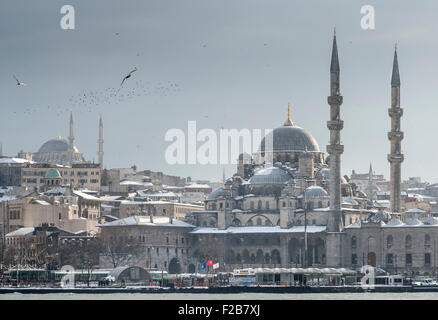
<box><xmin>120</xmin><ymin>67</ymin><xmax>137</xmax><ymax>87</ymax></box>
<box><xmin>13</xmin><ymin>75</ymin><xmax>26</xmax><ymax>86</ymax></box>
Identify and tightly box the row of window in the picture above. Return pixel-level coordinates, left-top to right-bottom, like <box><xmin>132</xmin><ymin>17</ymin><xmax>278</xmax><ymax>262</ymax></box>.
<box><xmin>351</xmin><ymin>234</ymin><xmax>433</xmax><ymax>250</ymax></box>
<box><xmin>351</xmin><ymin>253</ymin><xmax>432</xmax><ymax>267</ymax></box>
<box><xmin>147</xmin><ymin>246</ymin><xmax>188</xmax><ymax>255</ymax></box>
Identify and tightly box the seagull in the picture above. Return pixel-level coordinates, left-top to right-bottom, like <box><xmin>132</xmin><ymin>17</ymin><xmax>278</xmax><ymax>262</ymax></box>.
<box><xmin>120</xmin><ymin>67</ymin><xmax>137</xmax><ymax>87</ymax></box>
<box><xmin>13</xmin><ymin>75</ymin><xmax>26</xmax><ymax>86</ymax></box>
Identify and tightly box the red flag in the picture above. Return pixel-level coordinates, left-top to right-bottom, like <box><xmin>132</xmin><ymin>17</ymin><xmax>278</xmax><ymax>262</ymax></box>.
<box><xmin>206</xmin><ymin>260</ymin><xmax>213</xmax><ymax>266</ymax></box>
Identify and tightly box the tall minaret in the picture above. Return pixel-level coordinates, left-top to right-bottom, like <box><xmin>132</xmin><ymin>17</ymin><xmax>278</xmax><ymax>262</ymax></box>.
<box><xmin>98</xmin><ymin>115</ymin><xmax>104</xmax><ymax>168</ymax></box>
<box><xmin>326</xmin><ymin>28</ymin><xmax>344</xmax><ymax>233</ymax></box>
<box><xmin>388</xmin><ymin>44</ymin><xmax>404</xmax><ymax>213</ymax></box>
<box><xmin>68</xmin><ymin>111</ymin><xmax>74</xmax><ymax>150</ymax></box>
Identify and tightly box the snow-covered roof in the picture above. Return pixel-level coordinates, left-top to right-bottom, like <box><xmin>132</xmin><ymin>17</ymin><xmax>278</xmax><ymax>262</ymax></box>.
<box><xmin>99</xmin><ymin>195</ymin><xmax>124</xmax><ymax>202</ymax></box>
<box><xmin>406</xmin><ymin>208</ymin><xmax>427</xmax><ymax>213</ymax></box>
<box><xmin>0</xmin><ymin>157</ymin><xmax>34</xmax><ymax>164</ymax></box>
<box><xmin>345</xmin><ymin>220</ymin><xmax>361</xmax><ymax>229</ymax></box>
<box><xmin>190</xmin><ymin>226</ymin><xmax>326</xmax><ymax>234</ymax></box>
<box><xmin>73</xmin><ymin>190</ymin><xmax>102</xmax><ymax>201</ymax></box>
<box><xmin>6</xmin><ymin>227</ymin><xmax>35</xmax><ymax>237</ymax></box>
<box><xmin>120</xmin><ymin>180</ymin><xmax>153</xmax><ymax>187</ymax></box>
<box><xmin>184</xmin><ymin>183</ymin><xmax>211</xmax><ymax>189</ymax></box>
<box><xmin>31</xmin><ymin>199</ymin><xmax>51</xmax><ymax>206</ymax></box>
<box><xmin>98</xmin><ymin>216</ymin><xmax>195</xmax><ymax>228</ymax></box>
<box><xmin>0</xmin><ymin>195</ymin><xmax>18</xmax><ymax>203</ymax></box>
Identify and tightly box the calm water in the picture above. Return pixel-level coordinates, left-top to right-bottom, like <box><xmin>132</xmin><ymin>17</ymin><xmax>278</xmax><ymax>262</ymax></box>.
<box><xmin>1</xmin><ymin>292</ymin><xmax>438</xmax><ymax>300</ymax></box>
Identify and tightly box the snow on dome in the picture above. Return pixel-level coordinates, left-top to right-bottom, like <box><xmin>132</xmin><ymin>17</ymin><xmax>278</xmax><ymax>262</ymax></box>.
<box><xmin>383</xmin><ymin>218</ymin><xmax>404</xmax><ymax>227</ymax></box>
<box><xmin>404</xmin><ymin>218</ymin><xmax>423</xmax><ymax>226</ymax></box>
<box><xmin>304</xmin><ymin>186</ymin><xmax>329</xmax><ymax>198</ymax></box>
<box><xmin>424</xmin><ymin>217</ymin><xmax>438</xmax><ymax>225</ymax></box>
<box><xmin>249</xmin><ymin>167</ymin><xmax>291</xmax><ymax>185</ymax></box>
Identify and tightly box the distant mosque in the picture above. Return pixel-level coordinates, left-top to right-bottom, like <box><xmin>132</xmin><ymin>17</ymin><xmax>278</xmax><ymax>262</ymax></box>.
<box><xmin>19</xmin><ymin>112</ymin><xmax>104</xmax><ymax>167</ymax></box>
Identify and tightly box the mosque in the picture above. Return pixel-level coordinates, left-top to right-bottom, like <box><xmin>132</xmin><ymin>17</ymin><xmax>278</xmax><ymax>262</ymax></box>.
<box><xmin>20</xmin><ymin>113</ymin><xmax>104</xmax><ymax>167</ymax></box>
<box><xmin>184</xmin><ymin>33</ymin><xmax>438</xmax><ymax>276</ymax></box>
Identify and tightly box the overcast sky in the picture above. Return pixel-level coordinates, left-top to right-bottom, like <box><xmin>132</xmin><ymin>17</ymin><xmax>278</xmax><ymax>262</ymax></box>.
<box><xmin>1</xmin><ymin>0</ymin><xmax>438</xmax><ymax>183</ymax></box>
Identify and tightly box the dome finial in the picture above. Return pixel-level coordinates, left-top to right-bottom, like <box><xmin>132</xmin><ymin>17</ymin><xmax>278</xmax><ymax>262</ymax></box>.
<box><xmin>284</xmin><ymin>103</ymin><xmax>293</xmax><ymax>126</ymax></box>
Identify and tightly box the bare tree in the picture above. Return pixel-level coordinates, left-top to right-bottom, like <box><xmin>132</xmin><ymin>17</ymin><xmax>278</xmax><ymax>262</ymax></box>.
<box><xmin>102</xmin><ymin>236</ymin><xmax>144</xmax><ymax>268</ymax></box>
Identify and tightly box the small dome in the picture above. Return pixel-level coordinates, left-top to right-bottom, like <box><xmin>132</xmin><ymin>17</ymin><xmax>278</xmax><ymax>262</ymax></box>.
<box><xmin>424</xmin><ymin>217</ymin><xmax>438</xmax><ymax>225</ymax></box>
<box><xmin>304</xmin><ymin>186</ymin><xmax>329</xmax><ymax>198</ymax></box>
<box><xmin>384</xmin><ymin>217</ymin><xmax>404</xmax><ymax>227</ymax></box>
<box><xmin>404</xmin><ymin>218</ymin><xmax>422</xmax><ymax>226</ymax></box>
<box><xmin>207</xmin><ymin>188</ymin><xmax>229</xmax><ymax>201</ymax></box>
<box><xmin>45</xmin><ymin>168</ymin><xmax>61</xmax><ymax>179</ymax></box>
<box><xmin>249</xmin><ymin>167</ymin><xmax>292</xmax><ymax>185</ymax></box>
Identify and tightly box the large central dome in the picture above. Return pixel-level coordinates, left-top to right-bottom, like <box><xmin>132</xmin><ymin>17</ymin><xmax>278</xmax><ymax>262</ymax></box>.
<box><xmin>38</xmin><ymin>139</ymin><xmax>70</xmax><ymax>153</ymax></box>
<box><xmin>259</xmin><ymin>124</ymin><xmax>320</xmax><ymax>153</ymax></box>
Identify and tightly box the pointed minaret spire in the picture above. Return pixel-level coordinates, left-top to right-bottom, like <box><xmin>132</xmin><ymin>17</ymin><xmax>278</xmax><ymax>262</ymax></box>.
<box><xmin>0</xmin><ymin>143</ymin><xmax>3</xmax><ymax>157</ymax></box>
<box><xmin>98</xmin><ymin>114</ymin><xmax>104</xmax><ymax>168</ymax></box>
<box><xmin>330</xmin><ymin>28</ymin><xmax>340</xmax><ymax>73</ymax></box>
<box><xmin>391</xmin><ymin>43</ymin><xmax>400</xmax><ymax>87</ymax></box>
<box><xmin>326</xmin><ymin>28</ymin><xmax>344</xmax><ymax>235</ymax></box>
<box><xmin>368</xmin><ymin>162</ymin><xmax>373</xmax><ymax>183</ymax></box>
<box><xmin>68</xmin><ymin>111</ymin><xmax>74</xmax><ymax>150</ymax></box>
<box><xmin>284</xmin><ymin>103</ymin><xmax>293</xmax><ymax>126</ymax></box>
<box><xmin>388</xmin><ymin>45</ymin><xmax>404</xmax><ymax>213</ymax></box>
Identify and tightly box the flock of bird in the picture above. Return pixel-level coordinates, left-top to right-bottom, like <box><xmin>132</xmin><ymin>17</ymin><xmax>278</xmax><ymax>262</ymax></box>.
<box><xmin>10</xmin><ymin>65</ymin><xmax>182</xmax><ymax>117</ymax></box>
<box><xmin>10</xmin><ymin>37</ymin><xmax>277</xmax><ymax>118</ymax></box>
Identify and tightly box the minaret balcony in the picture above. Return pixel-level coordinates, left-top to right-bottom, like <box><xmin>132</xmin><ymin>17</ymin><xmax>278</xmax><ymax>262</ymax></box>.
<box><xmin>387</xmin><ymin>131</ymin><xmax>404</xmax><ymax>141</ymax></box>
<box><xmin>327</xmin><ymin>96</ymin><xmax>343</xmax><ymax>105</ymax></box>
<box><xmin>388</xmin><ymin>108</ymin><xmax>403</xmax><ymax>117</ymax></box>
<box><xmin>387</xmin><ymin>154</ymin><xmax>404</xmax><ymax>163</ymax></box>
<box><xmin>326</xmin><ymin>144</ymin><xmax>344</xmax><ymax>155</ymax></box>
<box><xmin>327</xmin><ymin>120</ymin><xmax>344</xmax><ymax>131</ymax></box>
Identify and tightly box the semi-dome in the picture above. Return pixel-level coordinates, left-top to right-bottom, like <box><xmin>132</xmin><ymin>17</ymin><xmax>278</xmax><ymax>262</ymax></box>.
<box><xmin>259</xmin><ymin>124</ymin><xmax>320</xmax><ymax>154</ymax></box>
<box><xmin>249</xmin><ymin>167</ymin><xmax>292</xmax><ymax>185</ymax></box>
<box><xmin>304</xmin><ymin>186</ymin><xmax>329</xmax><ymax>198</ymax></box>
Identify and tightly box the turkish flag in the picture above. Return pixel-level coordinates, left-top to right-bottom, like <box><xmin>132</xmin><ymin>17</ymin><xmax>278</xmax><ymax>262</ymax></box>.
<box><xmin>207</xmin><ymin>260</ymin><xmax>213</xmax><ymax>266</ymax></box>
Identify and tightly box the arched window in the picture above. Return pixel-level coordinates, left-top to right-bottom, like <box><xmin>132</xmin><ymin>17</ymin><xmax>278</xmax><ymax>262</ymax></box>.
<box><xmin>266</xmin><ymin>201</ymin><xmax>270</xmax><ymax>210</ymax></box>
<box><xmin>256</xmin><ymin>218</ymin><xmax>262</xmax><ymax>226</ymax></box>
<box><xmin>405</xmin><ymin>235</ymin><xmax>412</xmax><ymax>250</ymax></box>
<box><xmin>247</xmin><ymin>220</ymin><xmax>253</xmax><ymax>226</ymax></box>
<box><xmin>387</xmin><ymin>235</ymin><xmax>393</xmax><ymax>248</ymax></box>
<box><xmin>250</xmin><ymin>201</ymin><xmax>254</xmax><ymax>210</ymax></box>
<box><xmin>257</xmin><ymin>200</ymin><xmax>262</xmax><ymax>210</ymax></box>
